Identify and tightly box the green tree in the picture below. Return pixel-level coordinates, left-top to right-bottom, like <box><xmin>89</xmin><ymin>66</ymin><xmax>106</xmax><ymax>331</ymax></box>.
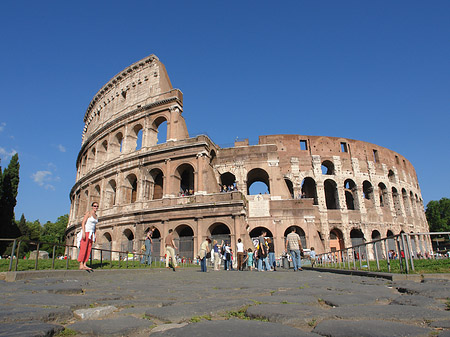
<box><xmin>40</xmin><ymin>214</ymin><xmax>69</xmax><ymax>256</ymax></box>
<box><xmin>425</xmin><ymin>198</ymin><xmax>450</xmax><ymax>232</ymax></box>
<box><xmin>0</xmin><ymin>154</ymin><xmax>21</xmax><ymax>254</ymax></box>
<box><xmin>17</xmin><ymin>213</ymin><xmax>29</xmax><ymax>237</ymax></box>
<box><xmin>27</xmin><ymin>220</ymin><xmax>42</xmax><ymax>242</ymax></box>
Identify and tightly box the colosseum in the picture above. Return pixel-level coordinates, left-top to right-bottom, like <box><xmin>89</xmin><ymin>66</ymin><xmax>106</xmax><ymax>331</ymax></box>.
<box><xmin>65</xmin><ymin>54</ymin><xmax>429</xmax><ymax>261</ymax></box>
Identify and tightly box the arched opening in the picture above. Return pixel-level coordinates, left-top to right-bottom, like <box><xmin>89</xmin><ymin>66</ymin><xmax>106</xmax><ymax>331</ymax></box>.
<box><xmin>102</xmin><ymin>232</ymin><xmax>112</xmax><ymax>260</ymax></box>
<box><xmin>210</xmin><ymin>150</ymin><xmax>217</xmax><ymax>166</ymax></box>
<box><xmin>125</xmin><ymin>174</ymin><xmax>138</xmax><ymax>203</ymax></box>
<box><xmin>220</xmin><ymin>172</ymin><xmax>236</xmax><ymax>192</ymax></box>
<box><xmin>372</xmin><ymin>230</ymin><xmax>382</xmax><ymax>259</ymax></box>
<box><xmin>208</xmin><ymin>223</ymin><xmax>231</xmax><ymax>245</ymax></box>
<box><xmin>330</xmin><ymin>228</ymin><xmax>345</xmax><ymax>253</ymax></box>
<box><xmin>89</xmin><ymin>147</ymin><xmax>96</xmax><ymax>170</ymax></box>
<box><xmin>301</xmin><ymin>177</ymin><xmax>318</xmax><ymax>205</ymax></box>
<box><xmin>81</xmin><ymin>154</ymin><xmax>87</xmax><ymax>175</ymax></box>
<box><xmin>402</xmin><ymin>189</ymin><xmax>411</xmax><ymax>216</ymax></box>
<box><xmin>106</xmin><ymin>180</ymin><xmax>116</xmax><ymax>208</ymax></box>
<box><xmin>150</xmin><ymin>169</ymin><xmax>164</xmax><ymax>200</ymax></box>
<box><xmin>249</xmin><ymin>227</ymin><xmax>274</xmax><ymax>245</ymax></box>
<box><xmin>93</xmin><ymin>185</ymin><xmax>101</xmax><ymax>206</ymax></box>
<box><xmin>134</xmin><ymin>124</ymin><xmax>143</xmax><ymax>151</ymax></box>
<box><xmin>122</xmin><ymin>228</ymin><xmax>134</xmax><ymax>252</ymax></box>
<box><xmin>142</xmin><ymin>226</ymin><xmax>161</xmax><ymax>257</ymax></box>
<box><xmin>98</xmin><ymin>140</ymin><xmax>108</xmax><ymax>163</ymax></box>
<box><xmin>324</xmin><ymin>179</ymin><xmax>339</xmax><ymax>209</ymax></box>
<box><xmin>321</xmin><ymin>160</ymin><xmax>335</xmax><ymax>175</ymax></box>
<box><xmin>350</xmin><ymin>228</ymin><xmax>365</xmax><ymax>247</ymax></box>
<box><xmin>80</xmin><ymin>190</ymin><xmax>89</xmax><ymax>215</ymax></box>
<box><xmin>284</xmin><ymin>178</ymin><xmax>294</xmax><ymax>199</ymax></box>
<box><xmin>283</xmin><ymin>226</ymin><xmax>306</xmax><ymax>248</ymax></box>
<box><xmin>247</xmin><ymin>168</ymin><xmax>270</xmax><ymax>195</ymax></box>
<box><xmin>410</xmin><ymin>191</ymin><xmax>417</xmax><ymax>217</ymax></box>
<box><xmin>386</xmin><ymin>230</ymin><xmax>395</xmax><ymax>251</ymax></box>
<box><xmin>392</xmin><ymin>187</ymin><xmax>402</xmax><ymax>217</ymax></box>
<box><xmin>388</xmin><ymin>170</ymin><xmax>395</xmax><ymax>183</ymax></box>
<box><xmin>176</xmin><ymin>164</ymin><xmax>195</xmax><ymax>196</ymax></box>
<box><xmin>344</xmin><ymin>179</ymin><xmax>357</xmax><ymax>210</ymax></box>
<box><xmin>155</xmin><ymin>117</ymin><xmax>167</xmax><ymax>145</ymax></box>
<box><xmin>378</xmin><ymin>183</ymin><xmax>387</xmax><ymax>207</ymax></box>
<box><xmin>363</xmin><ymin>181</ymin><xmax>373</xmax><ymax>201</ymax></box>
<box><xmin>174</xmin><ymin>225</ymin><xmax>194</xmax><ymax>260</ymax></box>
<box><xmin>115</xmin><ymin>132</ymin><xmax>124</xmax><ymax>153</ymax></box>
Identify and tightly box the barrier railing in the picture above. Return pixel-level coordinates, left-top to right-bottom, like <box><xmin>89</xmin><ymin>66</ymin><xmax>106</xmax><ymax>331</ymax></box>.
<box><xmin>315</xmin><ymin>232</ymin><xmax>449</xmax><ymax>274</ymax></box>
<box><xmin>0</xmin><ymin>238</ymin><xmax>193</xmax><ymax>272</ymax></box>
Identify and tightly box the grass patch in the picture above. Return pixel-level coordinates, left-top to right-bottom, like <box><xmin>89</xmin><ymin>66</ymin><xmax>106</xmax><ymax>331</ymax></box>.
<box><xmin>224</xmin><ymin>305</ymin><xmax>268</xmax><ymax>322</ymax></box>
<box><xmin>445</xmin><ymin>298</ymin><xmax>450</xmax><ymax>311</ymax></box>
<box><xmin>55</xmin><ymin>328</ymin><xmax>77</xmax><ymax>336</ymax></box>
<box><xmin>308</xmin><ymin>318</ymin><xmax>317</xmax><ymax>327</ymax></box>
<box><xmin>190</xmin><ymin>315</ymin><xmax>212</xmax><ymax>322</ymax></box>
<box><xmin>142</xmin><ymin>314</ymin><xmax>153</xmax><ymax>320</ymax></box>
<box><xmin>225</xmin><ymin>306</ymin><xmax>250</xmax><ymax>320</ymax></box>
<box><xmin>316</xmin><ymin>258</ymin><xmax>450</xmax><ymax>274</ymax></box>
<box><xmin>0</xmin><ymin>259</ymin><xmax>198</xmax><ymax>272</ymax></box>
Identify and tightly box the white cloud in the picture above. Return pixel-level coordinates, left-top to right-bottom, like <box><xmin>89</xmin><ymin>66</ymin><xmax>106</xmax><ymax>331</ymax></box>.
<box><xmin>0</xmin><ymin>122</ymin><xmax>5</xmax><ymax>132</ymax></box>
<box><xmin>31</xmin><ymin>170</ymin><xmax>55</xmax><ymax>190</ymax></box>
<box><xmin>0</xmin><ymin>147</ymin><xmax>17</xmax><ymax>160</ymax></box>
<box><xmin>58</xmin><ymin>144</ymin><xmax>66</xmax><ymax>153</ymax></box>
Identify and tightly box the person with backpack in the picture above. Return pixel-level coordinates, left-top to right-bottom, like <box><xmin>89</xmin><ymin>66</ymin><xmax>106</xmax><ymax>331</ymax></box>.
<box><xmin>285</xmin><ymin>227</ymin><xmax>304</xmax><ymax>271</ymax></box>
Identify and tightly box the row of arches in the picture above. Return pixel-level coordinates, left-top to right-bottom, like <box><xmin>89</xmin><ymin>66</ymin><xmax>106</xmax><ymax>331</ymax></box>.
<box><xmin>72</xmin><ymin>163</ymin><xmax>195</xmax><ymax>218</ymax></box>
<box><xmin>321</xmin><ymin>161</ymin><xmax>404</xmax><ymax>186</ymax></box>
<box><xmin>94</xmin><ymin>222</ymin><xmax>411</xmax><ymax>261</ymax></box>
<box><xmin>78</xmin><ymin>117</ymin><xmax>168</xmax><ymax>178</ymax></box>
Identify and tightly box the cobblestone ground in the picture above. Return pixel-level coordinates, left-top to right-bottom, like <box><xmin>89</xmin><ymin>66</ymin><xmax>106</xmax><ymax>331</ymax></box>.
<box><xmin>0</xmin><ymin>268</ymin><xmax>449</xmax><ymax>336</ymax></box>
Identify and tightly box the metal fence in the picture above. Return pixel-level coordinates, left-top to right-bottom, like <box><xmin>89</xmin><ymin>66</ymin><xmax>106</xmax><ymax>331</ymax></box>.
<box><xmin>0</xmin><ymin>238</ymin><xmax>194</xmax><ymax>272</ymax></box>
<box><xmin>315</xmin><ymin>232</ymin><xmax>450</xmax><ymax>274</ymax></box>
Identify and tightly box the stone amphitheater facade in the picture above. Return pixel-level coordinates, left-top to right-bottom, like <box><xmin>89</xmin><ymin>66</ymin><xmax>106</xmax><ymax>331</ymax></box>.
<box><xmin>66</xmin><ymin>54</ymin><xmax>429</xmax><ymax>260</ymax></box>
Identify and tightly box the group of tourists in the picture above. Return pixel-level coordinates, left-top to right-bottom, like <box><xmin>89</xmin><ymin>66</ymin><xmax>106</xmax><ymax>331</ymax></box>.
<box><xmin>76</xmin><ymin>203</ymin><xmax>310</xmax><ymax>274</ymax></box>
<box><xmin>191</xmin><ymin>227</ymin><xmax>308</xmax><ymax>273</ymax></box>
<box><xmin>220</xmin><ymin>184</ymin><xmax>238</xmax><ymax>193</ymax></box>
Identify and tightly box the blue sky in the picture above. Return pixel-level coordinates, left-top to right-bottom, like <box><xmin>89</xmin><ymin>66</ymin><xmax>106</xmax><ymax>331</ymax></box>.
<box><xmin>0</xmin><ymin>1</ymin><xmax>448</xmax><ymax>224</ymax></box>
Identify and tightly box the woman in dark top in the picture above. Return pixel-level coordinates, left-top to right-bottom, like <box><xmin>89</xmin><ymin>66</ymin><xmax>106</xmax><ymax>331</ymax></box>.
<box><xmin>267</xmin><ymin>238</ymin><xmax>276</xmax><ymax>271</ymax></box>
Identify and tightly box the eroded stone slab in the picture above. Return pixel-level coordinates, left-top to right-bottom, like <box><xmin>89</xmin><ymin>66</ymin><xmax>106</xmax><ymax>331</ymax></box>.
<box><xmin>313</xmin><ymin>319</ymin><xmax>431</xmax><ymax>337</ymax></box>
<box><xmin>74</xmin><ymin>305</ymin><xmax>117</xmax><ymax>320</ymax></box>
<box><xmin>0</xmin><ymin>321</ymin><xmax>64</xmax><ymax>337</ymax></box>
<box><xmin>68</xmin><ymin>316</ymin><xmax>152</xmax><ymax>335</ymax></box>
<box><xmin>149</xmin><ymin>319</ymin><xmax>316</xmax><ymax>336</ymax></box>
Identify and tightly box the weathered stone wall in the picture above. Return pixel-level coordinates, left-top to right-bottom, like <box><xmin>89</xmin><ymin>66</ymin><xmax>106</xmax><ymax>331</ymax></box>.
<box><xmin>66</xmin><ymin>55</ymin><xmax>428</xmax><ymax>260</ymax></box>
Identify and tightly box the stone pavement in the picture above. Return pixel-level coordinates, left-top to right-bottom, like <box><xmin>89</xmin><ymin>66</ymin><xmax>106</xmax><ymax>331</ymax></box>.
<box><xmin>0</xmin><ymin>267</ymin><xmax>449</xmax><ymax>336</ymax></box>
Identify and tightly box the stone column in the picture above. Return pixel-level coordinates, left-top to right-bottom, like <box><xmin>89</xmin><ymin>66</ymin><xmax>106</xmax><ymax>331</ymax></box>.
<box><xmin>163</xmin><ymin>159</ymin><xmax>172</xmax><ymax>197</ymax></box>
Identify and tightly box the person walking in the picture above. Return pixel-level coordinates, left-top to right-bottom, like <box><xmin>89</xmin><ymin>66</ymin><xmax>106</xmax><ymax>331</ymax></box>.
<box><xmin>165</xmin><ymin>229</ymin><xmax>178</xmax><ymax>271</ymax></box>
<box><xmin>78</xmin><ymin>202</ymin><xmax>99</xmax><ymax>270</ymax></box>
<box><xmin>224</xmin><ymin>242</ymin><xmax>232</xmax><ymax>271</ymax></box>
<box><xmin>267</xmin><ymin>238</ymin><xmax>276</xmax><ymax>271</ymax></box>
<box><xmin>236</xmin><ymin>238</ymin><xmax>245</xmax><ymax>271</ymax></box>
<box><xmin>141</xmin><ymin>226</ymin><xmax>154</xmax><ymax>266</ymax></box>
<box><xmin>212</xmin><ymin>240</ymin><xmax>222</xmax><ymax>271</ymax></box>
<box><xmin>246</xmin><ymin>248</ymin><xmax>254</xmax><ymax>271</ymax></box>
<box><xmin>285</xmin><ymin>227</ymin><xmax>303</xmax><ymax>271</ymax></box>
<box><xmin>199</xmin><ymin>238</ymin><xmax>211</xmax><ymax>272</ymax></box>
<box><xmin>257</xmin><ymin>230</ymin><xmax>268</xmax><ymax>271</ymax></box>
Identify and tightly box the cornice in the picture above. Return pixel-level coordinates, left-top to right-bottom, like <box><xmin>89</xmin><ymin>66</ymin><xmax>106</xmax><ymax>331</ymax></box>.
<box><xmin>83</xmin><ymin>54</ymin><xmax>159</xmax><ymax>122</ymax></box>
<box><xmin>70</xmin><ymin>138</ymin><xmax>211</xmax><ymax>196</ymax></box>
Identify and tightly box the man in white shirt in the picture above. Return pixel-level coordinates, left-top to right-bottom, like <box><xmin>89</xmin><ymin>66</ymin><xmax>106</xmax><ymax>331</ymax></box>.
<box><xmin>236</xmin><ymin>238</ymin><xmax>245</xmax><ymax>271</ymax></box>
